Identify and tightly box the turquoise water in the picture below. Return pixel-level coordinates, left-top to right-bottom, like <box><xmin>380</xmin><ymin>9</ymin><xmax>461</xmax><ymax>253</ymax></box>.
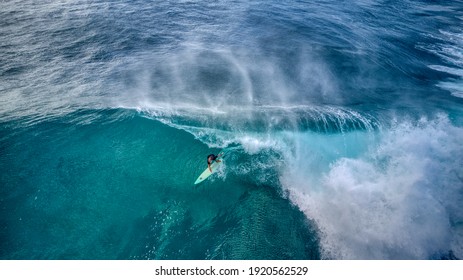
<box><xmin>1</xmin><ymin>109</ymin><xmax>319</xmax><ymax>259</ymax></box>
<box><xmin>1</xmin><ymin>0</ymin><xmax>463</xmax><ymax>259</ymax></box>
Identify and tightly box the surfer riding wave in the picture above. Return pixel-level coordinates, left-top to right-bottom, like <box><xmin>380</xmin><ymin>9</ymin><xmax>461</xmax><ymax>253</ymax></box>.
<box><xmin>207</xmin><ymin>153</ymin><xmax>222</xmax><ymax>172</ymax></box>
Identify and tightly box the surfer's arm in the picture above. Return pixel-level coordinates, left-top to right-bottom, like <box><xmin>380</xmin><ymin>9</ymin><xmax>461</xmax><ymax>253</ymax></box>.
<box><xmin>208</xmin><ymin>163</ymin><xmax>212</xmax><ymax>172</ymax></box>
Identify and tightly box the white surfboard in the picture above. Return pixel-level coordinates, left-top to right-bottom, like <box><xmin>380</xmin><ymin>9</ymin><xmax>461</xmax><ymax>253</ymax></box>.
<box><xmin>194</xmin><ymin>152</ymin><xmax>224</xmax><ymax>185</ymax></box>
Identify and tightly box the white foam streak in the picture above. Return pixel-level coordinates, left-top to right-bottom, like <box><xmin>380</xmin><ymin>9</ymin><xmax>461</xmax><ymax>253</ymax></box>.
<box><xmin>423</xmin><ymin>29</ymin><xmax>463</xmax><ymax>98</ymax></box>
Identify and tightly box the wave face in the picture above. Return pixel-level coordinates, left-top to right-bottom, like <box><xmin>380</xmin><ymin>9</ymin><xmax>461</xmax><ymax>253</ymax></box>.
<box><xmin>1</xmin><ymin>0</ymin><xmax>463</xmax><ymax>259</ymax></box>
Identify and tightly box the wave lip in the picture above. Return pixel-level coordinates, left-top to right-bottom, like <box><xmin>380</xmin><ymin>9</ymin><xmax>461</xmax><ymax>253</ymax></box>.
<box><xmin>134</xmin><ymin>103</ymin><xmax>379</xmax><ymax>134</ymax></box>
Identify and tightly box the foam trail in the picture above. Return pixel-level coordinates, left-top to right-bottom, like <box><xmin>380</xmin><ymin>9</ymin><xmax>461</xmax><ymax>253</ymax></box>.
<box><xmin>422</xmin><ymin>29</ymin><xmax>463</xmax><ymax>98</ymax></box>
<box><xmin>281</xmin><ymin>114</ymin><xmax>463</xmax><ymax>259</ymax></box>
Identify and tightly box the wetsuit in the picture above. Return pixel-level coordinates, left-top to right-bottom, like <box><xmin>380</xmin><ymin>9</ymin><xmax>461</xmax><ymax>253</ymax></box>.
<box><xmin>207</xmin><ymin>154</ymin><xmax>217</xmax><ymax>164</ymax></box>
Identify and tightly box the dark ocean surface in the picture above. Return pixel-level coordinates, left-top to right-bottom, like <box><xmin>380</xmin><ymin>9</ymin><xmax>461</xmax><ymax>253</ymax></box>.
<box><xmin>1</xmin><ymin>0</ymin><xmax>463</xmax><ymax>259</ymax></box>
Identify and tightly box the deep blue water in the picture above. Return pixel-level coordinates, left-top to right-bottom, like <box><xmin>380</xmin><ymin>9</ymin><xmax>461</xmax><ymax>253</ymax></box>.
<box><xmin>1</xmin><ymin>0</ymin><xmax>463</xmax><ymax>259</ymax></box>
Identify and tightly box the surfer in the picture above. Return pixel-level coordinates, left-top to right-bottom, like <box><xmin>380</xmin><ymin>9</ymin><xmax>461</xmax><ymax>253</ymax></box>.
<box><xmin>207</xmin><ymin>154</ymin><xmax>221</xmax><ymax>172</ymax></box>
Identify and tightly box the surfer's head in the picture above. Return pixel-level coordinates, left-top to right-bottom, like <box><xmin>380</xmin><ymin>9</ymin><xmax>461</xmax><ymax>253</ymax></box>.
<box><xmin>207</xmin><ymin>154</ymin><xmax>216</xmax><ymax>164</ymax></box>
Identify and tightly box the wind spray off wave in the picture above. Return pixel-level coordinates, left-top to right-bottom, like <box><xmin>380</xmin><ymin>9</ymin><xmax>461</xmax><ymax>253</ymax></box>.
<box><xmin>113</xmin><ymin>39</ymin><xmax>463</xmax><ymax>259</ymax></box>
<box><xmin>2</xmin><ymin>0</ymin><xmax>463</xmax><ymax>260</ymax></box>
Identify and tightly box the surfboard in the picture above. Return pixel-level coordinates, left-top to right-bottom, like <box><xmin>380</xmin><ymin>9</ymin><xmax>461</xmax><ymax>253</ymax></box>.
<box><xmin>194</xmin><ymin>152</ymin><xmax>224</xmax><ymax>185</ymax></box>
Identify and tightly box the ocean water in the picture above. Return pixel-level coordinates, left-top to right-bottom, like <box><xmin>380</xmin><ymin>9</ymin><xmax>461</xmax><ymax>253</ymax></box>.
<box><xmin>1</xmin><ymin>0</ymin><xmax>463</xmax><ymax>260</ymax></box>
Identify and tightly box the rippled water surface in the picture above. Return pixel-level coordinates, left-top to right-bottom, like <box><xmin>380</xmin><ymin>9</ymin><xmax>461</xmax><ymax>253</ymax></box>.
<box><xmin>1</xmin><ymin>0</ymin><xmax>463</xmax><ymax>259</ymax></box>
